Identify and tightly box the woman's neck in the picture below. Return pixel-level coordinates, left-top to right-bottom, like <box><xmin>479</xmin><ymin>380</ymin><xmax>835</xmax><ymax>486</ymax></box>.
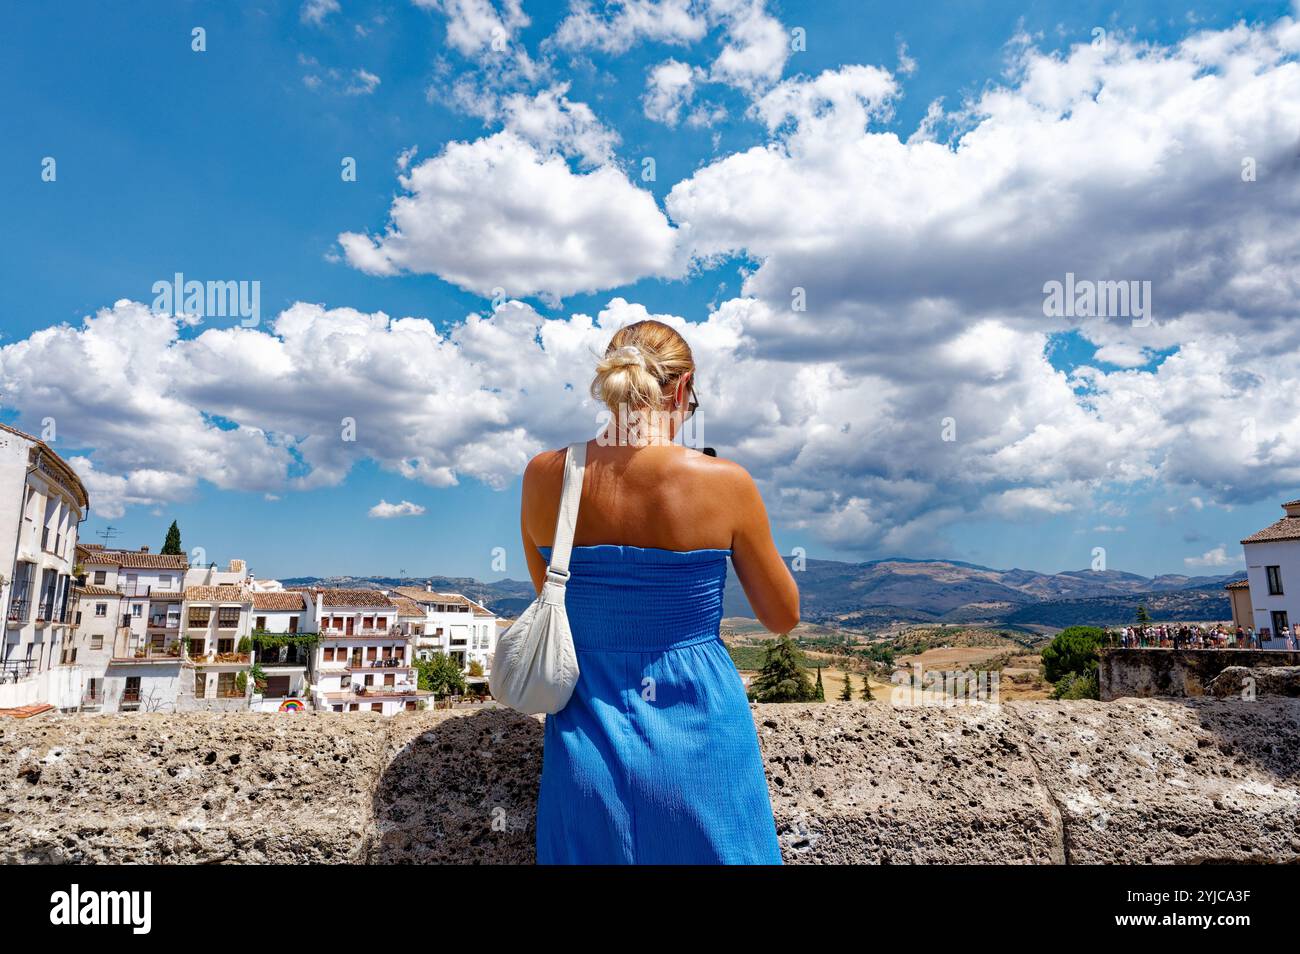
<box><xmin>599</xmin><ymin>406</ymin><xmax>678</xmax><ymax>448</ymax></box>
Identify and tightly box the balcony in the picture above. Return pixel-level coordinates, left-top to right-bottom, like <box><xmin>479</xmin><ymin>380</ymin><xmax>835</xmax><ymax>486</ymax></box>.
<box><xmin>190</xmin><ymin>652</ymin><xmax>251</xmax><ymax>667</ymax></box>
<box><xmin>117</xmin><ymin>582</ymin><xmax>152</xmax><ymax>598</ymax></box>
<box><xmin>6</xmin><ymin>598</ymin><xmax>30</xmax><ymax>625</ymax></box>
<box><xmin>110</xmin><ymin>643</ymin><xmax>184</xmax><ymax>664</ymax></box>
<box><xmin>81</xmin><ymin>690</ymin><xmax>104</xmax><ymax>708</ymax></box>
<box><xmin>147</xmin><ymin>616</ymin><xmax>181</xmax><ymax>631</ymax></box>
<box><xmin>120</xmin><ymin>688</ymin><xmax>141</xmax><ymax>710</ymax></box>
<box><xmin>352</xmin><ymin>683</ymin><xmax>421</xmax><ymax>697</ymax></box>
<box><xmin>0</xmin><ymin>660</ymin><xmax>36</xmax><ymax>683</ymax></box>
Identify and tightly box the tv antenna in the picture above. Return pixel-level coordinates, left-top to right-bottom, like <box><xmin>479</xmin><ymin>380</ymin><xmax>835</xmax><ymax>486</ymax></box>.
<box><xmin>96</xmin><ymin>525</ymin><xmax>121</xmax><ymax>546</ymax></box>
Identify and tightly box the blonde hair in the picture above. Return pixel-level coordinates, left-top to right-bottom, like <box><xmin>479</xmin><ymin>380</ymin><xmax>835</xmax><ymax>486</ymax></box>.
<box><xmin>590</xmin><ymin>320</ymin><xmax>695</xmax><ymax>414</ymax></box>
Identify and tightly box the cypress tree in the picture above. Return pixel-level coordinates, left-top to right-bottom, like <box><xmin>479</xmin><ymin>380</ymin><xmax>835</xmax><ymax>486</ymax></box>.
<box><xmin>814</xmin><ymin>665</ymin><xmax>825</xmax><ymax>701</ymax></box>
<box><xmin>838</xmin><ymin>670</ymin><xmax>854</xmax><ymax>701</ymax></box>
<box><xmin>861</xmin><ymin>672</ymin><xmax>875</xmax><ymax>701</ymax></box>
<box><xmin>751</xmin><ymin>635</ymin><xmax>817</xmax><ymax>703</ymax></box>
<box><xmin>161</xmin><ymin>521</ymin><xmax>183</xmax><ymax>556</ymax></box>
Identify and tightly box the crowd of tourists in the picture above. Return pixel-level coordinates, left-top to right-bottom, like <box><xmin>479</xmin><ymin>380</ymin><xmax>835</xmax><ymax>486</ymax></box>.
<box><xmin>1110</xmin><ymin>623</ymin><xmax>1299</xmax><ymax>650</ymax></box>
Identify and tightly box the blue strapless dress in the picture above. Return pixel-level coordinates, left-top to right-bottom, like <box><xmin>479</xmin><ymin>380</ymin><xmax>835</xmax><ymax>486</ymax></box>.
<box><xmin>534</xmin><ymin>545</ymin><xmax>781</xmax><ymax>865</ymax></box>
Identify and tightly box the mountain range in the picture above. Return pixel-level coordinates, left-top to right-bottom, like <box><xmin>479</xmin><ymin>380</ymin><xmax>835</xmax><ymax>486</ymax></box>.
<box><xmin>284</xmin><ymin>556</ymin><xmax>1244</xmax><ymax>632</ymax></box>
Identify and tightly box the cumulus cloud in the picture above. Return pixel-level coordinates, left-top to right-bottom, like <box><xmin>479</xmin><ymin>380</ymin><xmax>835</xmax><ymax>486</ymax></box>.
<box><xmin>301</xmin><ymin>0</ymin><xmax>340</xmax><ymax>25</ymax></box>
<box><xmin>345</xmin><ymin>68</ymin><xmax>381</xmax><ymax>95</ymax></box>
<box><xmin>9</xmin><ymin>16</ymin><xmax>1300</xmax><ymax>560</ymax></box>
<box><xmin>416</xmin><ymin>0</ymin><xmax>530</xmax><ymax>57</ymax></box>
<box><xmin>337</xmin><ymin>131</ymin><xmax>679</xmax><ymax>299</ymax></box>
<box><xmin>369</xmin><ymin>499</ymin><xmax>427</xmax><ymax>518</ymax></box>
<box><xmin>1184</xmin><ymin>545</ymin><xmax>1240</xmax><ymax>568</ymax></box>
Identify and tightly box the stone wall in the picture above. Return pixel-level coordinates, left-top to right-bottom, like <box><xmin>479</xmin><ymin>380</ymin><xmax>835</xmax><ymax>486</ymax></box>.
<box><xmin>2</xmin><ymin>699</ymin><xmax>1297</xmax><ymax>864</ymax></box>
<box><xmin>1098</xmin><ymin>648</ymin><xmax>1300</xmax><ymax>700</ymax></box>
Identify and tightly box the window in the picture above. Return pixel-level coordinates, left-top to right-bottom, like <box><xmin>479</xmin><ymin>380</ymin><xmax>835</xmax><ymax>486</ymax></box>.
<box><xmin>189</xmin><ymin>638</ymin><xmax>205</xmax><ymax>657</ymax></box>
<box><xmin>93</xmin><ymin>570</ymin><xmax>106</xmax><ymax>585</ymax></box>
<box><xmin>95</xmin><ymin>603</ymin><xmax>107</xmax><ymax>618</ymax></box>
<box><xmin>256</xmin><ymin>616</ymin><xmax>267</xmax><ymax>630</ymax></box>
<box><xmin>288</xmin><ymin>615</ymin><xmax>298</xmax><ymax>634</ymax></box>
<box><xmin>132</xmin><ymin>603</ymin><xmax>143</xmax><ymax>618</ymax></box>
<box><xmin>367</xmin><ymin>647</ymin><xmax>377</xmax><ymax>662</ymax></box>
<box><xmin>333</xmin><ymin>704</ymin><xmax>343</xmax><ymax>712</ymax></box>
<box><xmin>90</xmin><ymin>634</ymin><xmax>103</xmax><ymax>650</ymax></box>
<box><xmin>188</xmin><ymin>606</ymin><xmax>210</xmax><ymax>628</ymax></box>
<box><xmin>217</xmin><ymin>672</ymin><xmax>239</xmax><ymax>698</ymax></box>
<box><xmin>323</xmin><ymin>647</ymin><xmax>335</xmax><ymax>662</ymax></box>
<box><xmin>122</xmin><ymin>676</ymin><xmax>141</xmax><ymax>706</ymax></box>
<box><xmin>1271</xmin><ymin>611</ymin><xmax>1289</xmax><ymax>640</ymax></box>
<box><xmin>371</xmin><ymin>703</ymin><xmax>383</xmax><ymax>713</ymax></box>
<box><xmin>1266</xmin><ymin>565</ymin><xmax>1284</xmax><ymax>596</ymax></box>
<box><xmin>217</xmin><ymin>638</ymin><xmax>234</xmax><ymax>655</ymax></box>
<box><xmin>194</xmin><ymin>672</ymin><xmax>206</xmax><ymax>698</ymax></box>
<box><xmin>217</xmin><ymin>606</ymin><xmax>240</xmax><ymax>629</ymax></box>
<box><xmin>85</xmin><ymin>678</ymin><xmax>100</xmax><ymax>703</ymax></box>
<box><xmin>363</xmin><ymin>616</ymin><xmax>373</xmax><ymax>630</ymax></box>
<box><xmin>405</xmin><ymin>701</ymin><xmax>417</xmax><ymax>711</ymax></box>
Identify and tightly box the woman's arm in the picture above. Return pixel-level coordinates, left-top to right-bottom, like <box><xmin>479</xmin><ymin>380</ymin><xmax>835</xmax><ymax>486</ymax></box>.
<box><xmin>520</xmin><ymin>449</ymin><xmax>563</xmax><ymax>595</ymax></box>
<box><xmin>724</xmin><ymin>462</ymin><xmax>800</xmax><ymax>634</ymax></box>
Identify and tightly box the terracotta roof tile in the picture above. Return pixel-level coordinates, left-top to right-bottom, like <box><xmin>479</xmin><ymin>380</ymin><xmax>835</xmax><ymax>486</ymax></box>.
<box><xmin>252</xmin><ymin>591</ymin><xmax>307</xmax><ymax>612</ymax></box>
<box><xmin>80</xmin><ymin>548</ymin><xmax>189</xmax><ymax>569</ymax></box>
<box><xmin>300</xmin><ymin>588</ymin><xmax>394</xmax><ymax>608</ymax></box>
<box><xmin>185</xmin><ymin>585</ymin><xmax>250</xmax><ymax>603</ymax></box>
<box><xmin>1225</xmin><ymin>579</ymin><xmax>1250</xmax><ymax>589</ymax></box>
<box><xmin>1241</xmin><ymin>515</ymin><xmax>1300</xmax><ymax>545</ymax></box>
<box><xmin>74</xmin><ymin>585</ymin><xmax>120</xmax><ymax>598</ymax></box>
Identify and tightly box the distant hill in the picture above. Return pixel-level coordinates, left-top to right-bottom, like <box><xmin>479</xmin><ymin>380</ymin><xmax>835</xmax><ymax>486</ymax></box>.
<box><xmin>285</xmin><ymin>558</ymin><xmax>1244</xmax><ymax>631</ymax></box>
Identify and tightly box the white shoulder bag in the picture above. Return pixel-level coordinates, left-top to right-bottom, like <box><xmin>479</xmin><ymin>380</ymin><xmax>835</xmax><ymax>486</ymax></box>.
<box><xmin>489</xmin><ymin>441</ymin><xmax>586</xmax><ymax>715</ymax></box>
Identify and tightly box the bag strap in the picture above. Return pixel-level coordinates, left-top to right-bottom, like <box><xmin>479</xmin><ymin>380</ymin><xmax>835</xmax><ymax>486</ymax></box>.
<box><xmin>545</xmin><ymin>441</ymin><xmax>587</xmax><ymax>585</ymax></box>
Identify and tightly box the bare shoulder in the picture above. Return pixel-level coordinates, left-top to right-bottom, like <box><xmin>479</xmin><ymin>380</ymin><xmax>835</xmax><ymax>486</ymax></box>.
<box><xmin>678</xmin><ymin>448</ymin><xmax>760</xmax><ymax>500</ymax></box>
<box><xmin>523</xmin><ymin>447</ymin><xmax>568</xmax><ymax>483</ymax></box>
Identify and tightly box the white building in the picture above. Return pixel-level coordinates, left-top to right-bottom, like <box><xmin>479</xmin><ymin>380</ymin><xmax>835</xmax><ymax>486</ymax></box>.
<box><xmin>178</xmin><ymin>574</ymin><xmax>254</xmax><ymax>710</ymax></box>
<box><xmin>1239</xmin><ymin>497</ymin><xmax>1300</xmax><ymax>650</ymax></box>
<box><xmin>249</xmin><ymin>589</ymin><xmax>314</xmax><ymax>711</ymax></box>
<box><xmin>0</xmin><ymin>422</ymin><xmax>89</xmax><ymax>690</ymax></box>
<box><xmin>70</xmin><ymin>545</ymin><xmax>189</xmax><ymax>713</ymax></box>
<box><xmin>303</xmin><ymin>588</ymin><xmax>429</xmax><ymax>715</ymax></box>
<box><xmin>389</xmin><ymin>585</ymin><xmax>497</xmax><ymax>685</ymax></box>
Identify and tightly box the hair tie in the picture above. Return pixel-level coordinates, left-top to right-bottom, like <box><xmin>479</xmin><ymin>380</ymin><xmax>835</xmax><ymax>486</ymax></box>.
<box><xmin>608</xmin><ymin>345</ymin><xmax>645</xmax><ymax>369</ymax></box>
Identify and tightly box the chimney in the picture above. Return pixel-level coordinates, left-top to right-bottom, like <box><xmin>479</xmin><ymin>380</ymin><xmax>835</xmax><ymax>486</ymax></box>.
<box><xmin>229</xmin><ymin>558</ymin><xmax>246</xmax><ymax>575</ymax></box>
<box><xmin>139</xmin><ymin>546</ymin><xmax>150</xmax><ymax>553</ymax></box>
<box><xmin>426</xmin><ymin>581</ymin><xmax>432</xmax><ymax>593</ymax></box>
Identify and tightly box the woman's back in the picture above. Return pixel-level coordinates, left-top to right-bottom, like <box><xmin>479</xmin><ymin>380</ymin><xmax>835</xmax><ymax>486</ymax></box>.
<box><xmin>522</xmin><ymin>441</ymin><xmax>799</xmax><ymax>635</ymax></box>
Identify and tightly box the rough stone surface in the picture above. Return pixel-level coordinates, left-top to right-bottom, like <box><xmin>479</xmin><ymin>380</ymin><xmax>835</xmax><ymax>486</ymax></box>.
<box><xmin>1209</xmin><ymin>666</ymin><xmax>1300</xmax><ymax>698</ymax></box>
<box><xmin>2</xmin><ymin>700</ymin><xmax>1297</xmax><ymax>864</ymax></box>
<box><xmin>1010</xmin><ymin>699</ymin><xmax>1300</xmax><ymax>863</ymax></box>
<box><xmin>1099</xmin><ymin>649</ymin><xmax>1300</xmax><ymax>700</ymax></box>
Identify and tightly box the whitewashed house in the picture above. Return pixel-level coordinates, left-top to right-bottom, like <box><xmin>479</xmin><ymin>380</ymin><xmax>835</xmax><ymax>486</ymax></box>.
<box><xmin>72</xmin><ymin>545</ymin><xmax>188</xmax><ymax>713</ymax></box>
<box><xmin>303</xmin><ymin>588</ymin><xmax>428</xmax><ymax>715</ymax></box>
<box><xmin>175</xmin><ymin>559</ymin><xmax>256</xmax><ymax>710</ymax></box>
<box><xmin>1240</xmin><ymin>497</ymin><xmax>1300</xmax><ymax>650</ymax></box>
<box><xmin>249</xmin><ymin>589</ymin><xmax>314</xmax><ymax>711</ymax></box>
<box><xmin>0</xmin><ymin>422</ymin><xmax>88</xmax><ymax>701</ymax></box>
<box><xmin>390</xmin><ymin>584</ymin><xmax>497</xmax><ymax>685</ymax></box>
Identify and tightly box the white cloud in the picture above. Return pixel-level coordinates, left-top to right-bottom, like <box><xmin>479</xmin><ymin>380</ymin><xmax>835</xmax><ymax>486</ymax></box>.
<box><xmin>301</xmin><ymin>0</ymin><xmax>341</xmax><ymax>25</ymax></box>
<box><xmin>337</xmin><ymin>131</ymin><xmax>679</xmax><ymax>299</ymax></box>
<box><xmin>417</xmin><ymin>0</ymin><xmax>530</xmax><ymax>56</ymax></box>
<box><xmin>642</xmin><ymin>59</ymin><xmax>699</xmax><ymax>126</ymax></box>
<box><xmin>345</xmin><ymin>68</ymin><xmax>381</xmax><ymax>95</ymax></box>
<box><xmin>368</xmin><ymin>499</ymin><xmax>427</xmax><ymax>518</ymax></box>
<box><xmin>1184</xmin><ymin>545</ymin><xmax>1240</xmax><ymax>568</ymax></box>
<box><xmin>553</xmin><ymin>0</ymin><xmax>789</xmax><ymax>94</ymax></box>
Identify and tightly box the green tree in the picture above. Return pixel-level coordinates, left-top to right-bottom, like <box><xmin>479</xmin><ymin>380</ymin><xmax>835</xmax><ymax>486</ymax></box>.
<box><xmin>161</xmin><ymin>520</ymin><xmax>183</xmax><ymax>556</ymax></box>
<box><xmin>1051</xmin><ymin>670</ymin><xmax>1100</xmax><ymax>700</ymax></box>
<box><xmin>860</xmin><ymin>673</ymin><xmax>874</xmax><ymax>701</ymax></box>
<box><xmin>813</xmin><ymin>665</ymin><xmax>825</xmax><ymax>701</ymax></box>
<box><xmin>1041</xmin><ymin>625</ymin><xmax>1105</xmax><ymax>684</ymax></box>
<box><xmin>838</xmin><ymin>670</ymin><xmax>854</xmax><ymax>701</ymax></box>
<box><xmin>414</xmin><ymin>653</ymin><xmax>467</xmax><ymax>697</ymax></box>
<box><xmin>751</xmin><ymin>636</ymin><xmax>817</xmax><ymax>703</ymax></box>
<box><xmin>1135</xmin><ymin>604</ymin><xmax>1151</xmax><ymax>625</ymax></box>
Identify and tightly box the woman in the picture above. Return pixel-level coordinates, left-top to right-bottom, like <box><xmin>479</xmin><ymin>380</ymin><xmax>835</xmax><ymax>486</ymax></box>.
<box><xmin>520</xmin><ymin>319</ymin><xmax>799</xmax><ymax>865</ymax></box>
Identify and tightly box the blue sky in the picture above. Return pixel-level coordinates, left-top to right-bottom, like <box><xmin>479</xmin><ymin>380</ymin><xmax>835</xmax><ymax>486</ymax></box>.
<box><xmin>2</xmin><ymin>0</ymin><xmax>1298</xmax><ymax>581</ymax></box>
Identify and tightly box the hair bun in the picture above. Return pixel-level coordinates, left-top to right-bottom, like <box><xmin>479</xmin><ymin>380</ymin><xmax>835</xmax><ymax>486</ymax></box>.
<box><xmin>606</xmin><ymin>345</ymin><xmax>645</xmax><ymax>369</ymax></box>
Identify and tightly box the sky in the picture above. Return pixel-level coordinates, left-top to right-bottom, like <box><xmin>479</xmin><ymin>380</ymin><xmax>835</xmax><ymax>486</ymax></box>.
<box><xmin>2</xmin><ymin>0</ymin><xmax>1299</xmax><ymax>582</ymax></box>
